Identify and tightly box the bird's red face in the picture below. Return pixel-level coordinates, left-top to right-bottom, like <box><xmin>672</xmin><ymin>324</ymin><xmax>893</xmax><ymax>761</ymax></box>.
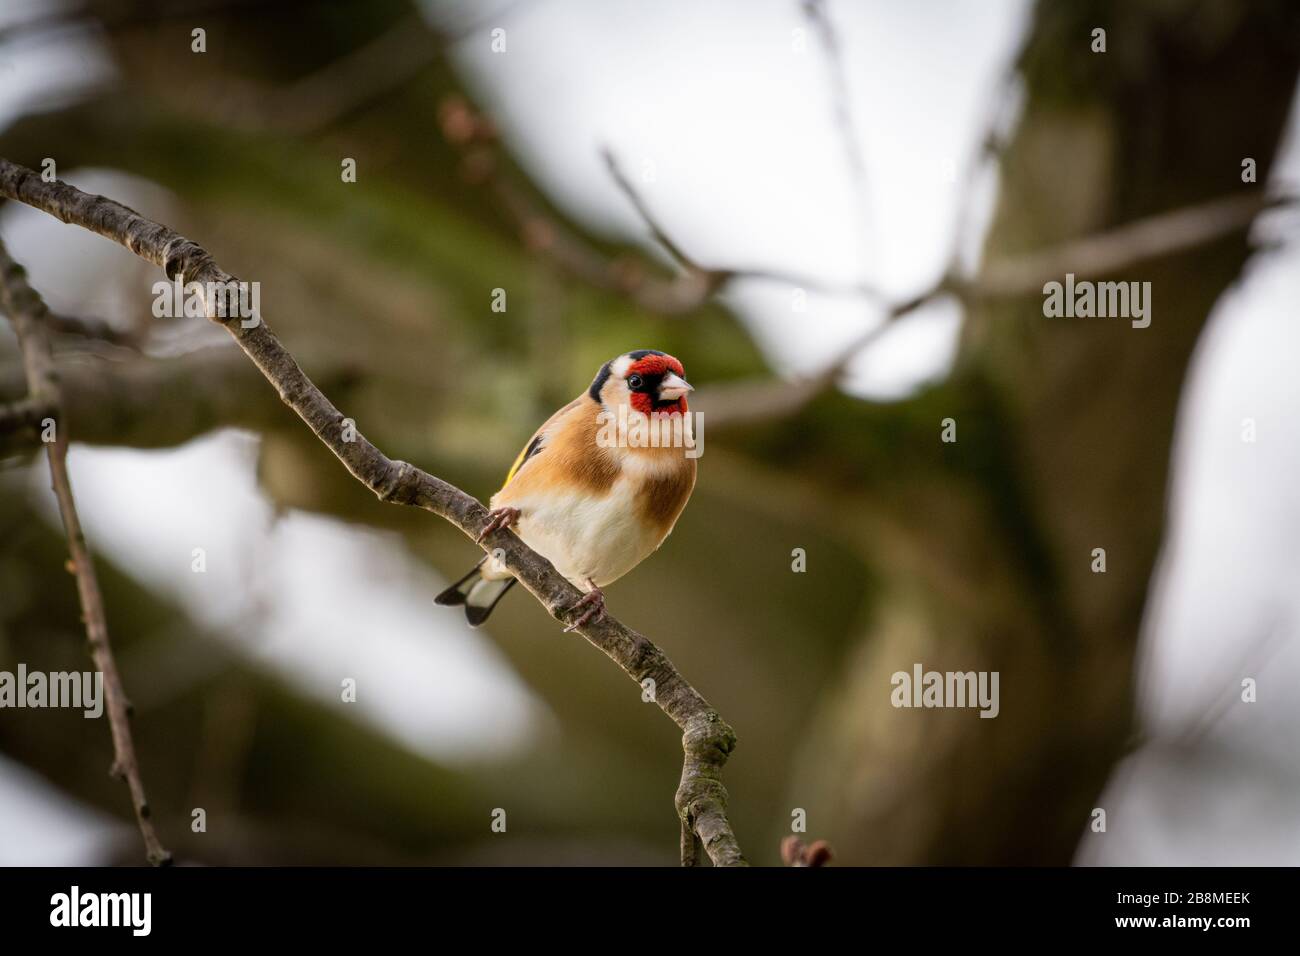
<box><xmin>590</xmin><ymin>349</ymin><xmax>693</xmax><ymax>416</ymax></box>
<box><xmin>621</xmin><ymin>352</ymin><xmax>691</xmax><ymax>416</ymax></box>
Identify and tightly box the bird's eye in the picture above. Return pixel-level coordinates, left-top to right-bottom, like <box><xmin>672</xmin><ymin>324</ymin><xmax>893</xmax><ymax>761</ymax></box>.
<box><xmin>627</xmin><ymin>374</ymin><xmax>644</xmax><ymax>389</ymax></box>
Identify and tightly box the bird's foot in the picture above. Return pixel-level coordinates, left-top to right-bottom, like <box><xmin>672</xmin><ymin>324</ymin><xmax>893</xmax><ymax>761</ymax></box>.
<box><xmin>477</xmin><ymin>506</ymin><xmax>520</xmax><ymax>544</ymax></box>
<box><xmin>563</xmin><ymin>579</ymin><xmax>606</xmax><ymax>632</ymax></box>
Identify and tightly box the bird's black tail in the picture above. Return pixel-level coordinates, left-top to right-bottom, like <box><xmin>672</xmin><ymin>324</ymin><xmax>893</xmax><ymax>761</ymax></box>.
<box><xmin>435</xmin><ymin>559</ymin><xmax>517</xmax><ymax>627</ymax></box>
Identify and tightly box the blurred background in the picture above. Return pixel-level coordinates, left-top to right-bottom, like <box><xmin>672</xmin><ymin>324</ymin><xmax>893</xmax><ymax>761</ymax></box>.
<box><xmin>1</xmin><ymin>0</ymin><xmax>1298</xmax><ymax>866</ymax></box>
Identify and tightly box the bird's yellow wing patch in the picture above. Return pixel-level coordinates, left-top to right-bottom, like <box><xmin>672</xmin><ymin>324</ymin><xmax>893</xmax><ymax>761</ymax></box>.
<box><xmin>499</xmin><ymin>396</ymin><xmax>584</xmax><ymax>491</ymax></box>
<box><xmin>502</xmin><ymin>433</ymin><xmax>543</xmax><ymax>489</ymax></box>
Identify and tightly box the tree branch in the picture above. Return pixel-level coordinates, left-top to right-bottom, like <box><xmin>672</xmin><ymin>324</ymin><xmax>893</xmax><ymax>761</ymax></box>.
<box><xmin>1</xmin><ymin>345</ymin><xmax>360</xmax><ymax>456</ymax></box>
<box><xmin>0</xmin><ymin>237</ymin><xmax>171</xmax><ymax>866</ymax></box>
<box><xmin>599</xmin><ymin>147</ymin><xmax>704</xmax><ymax>273</ymax></box>
<box><xmin>702</xmin><ymin>189</ymin><xmax>1287</xmax><ymax>430</ymax></box>
<box><xmin>0</xmin><ymin>393</ymin><xmax>55</xmax><ymax>437</ymax></box>
<box><xmin>0</xmin><ymin>157</ymin><xmax>746</xmax><ymax>866</ymax></box>
<box><xmin>973</xmin><ymin>191</ymin><xmax>1286</xmax><ymax>298</ymax></box>
<box><xmin>438</xmin><ymin>96</ymin><xmax>881</xmax><ymax>317</ymax></box>
<box><xmin>42</xmin><ymin>309</ymin><xmax>143</xmax><ymax>348</ymax></box>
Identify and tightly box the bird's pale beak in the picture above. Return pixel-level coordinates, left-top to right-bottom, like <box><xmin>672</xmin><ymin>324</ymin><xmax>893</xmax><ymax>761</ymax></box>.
<box><xmin>658</xmin><ymin>372</ymin><xmax>694</xmax><ymax>402</ymax></box>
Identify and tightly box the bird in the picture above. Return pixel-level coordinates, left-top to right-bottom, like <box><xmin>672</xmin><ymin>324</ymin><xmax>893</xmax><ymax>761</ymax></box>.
<box><xmin>436</xmin><ymin>349</ymin><xmax>697</xmax><ymax>629</ymax></box>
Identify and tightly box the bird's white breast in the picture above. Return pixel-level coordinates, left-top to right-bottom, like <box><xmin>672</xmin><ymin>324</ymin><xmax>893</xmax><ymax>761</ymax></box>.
<box><xmin>485</xmin><ymin>475</ymin><xmax>664</xmax><ymax>589</ymax></box>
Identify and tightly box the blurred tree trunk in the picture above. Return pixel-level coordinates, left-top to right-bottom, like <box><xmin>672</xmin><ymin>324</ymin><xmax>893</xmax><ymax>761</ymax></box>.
<box><xmin>789</xmin><ymin>0</ymin><xmax>1300</xmax><ymax>864</ymax></box>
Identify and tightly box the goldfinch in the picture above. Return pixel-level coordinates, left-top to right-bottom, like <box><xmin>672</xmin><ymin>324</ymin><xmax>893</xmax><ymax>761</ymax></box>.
<box><xmin>436</xmin><ymin>349</ymin><xmax>697</xmax><ymax>628</ymax></box>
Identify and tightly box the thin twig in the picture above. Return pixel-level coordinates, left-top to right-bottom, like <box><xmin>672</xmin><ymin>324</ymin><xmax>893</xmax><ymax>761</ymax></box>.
<box><xmin>701</xmin><ymin>278</ymin><xmax>954</xmax><ymax>429</ymax></box>
<box><xmin>43</xmin><ymin>309</ymin><xmax>144</xmax><ymax>349</ymax></box>
<box><xmin>1</xmin><ymin>345</ymin><xmax>360</xmax><ymax>457</ymax></box>
<box><xmin>0</xmin><ymin>237</ymin><xmax>171</xmax><ymax>866</ymax></box>
<box><xmin>439</xmin><ymin>96</ymin><xmax>882</xmax><ymax>316</ymax></box>
<box><xmin>600</xmin><ymin>146</ymin><xmax>888</xmax><ymax>298</ymax></box>
<box><xmin>0</xmin><ymin>157</ymin><xmax>747</xmax><ymax>867</ymax></box>
<box><xmin>253</xmin><ymin>0</ymin><xmax>541</xmax><ymax>135</ymax></box>
<box><xmin>599</xmin><ymin>147</ymin><xmax>704</xmax><ymax>272</ymax></box>
<box><xmin>0</xmin><ymin>394</ymin><xmax>55</xmax><ymax>436</ymax></box>
<box><xmin>802</xmin><ymin>0</ymin><xmax>874</xmax><ymax>278</ymax></box>
<box><xmin>246</xmin><ymin>10</ymin><xmax>441</xmax><ymax>136</ymax></box>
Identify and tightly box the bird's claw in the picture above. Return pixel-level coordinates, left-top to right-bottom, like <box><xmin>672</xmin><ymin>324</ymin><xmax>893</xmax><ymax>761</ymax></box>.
<box><xmin>477</xmin><ymin>506</ymin><xmax>520</xmax><ymax>544</ymax></box>
<box><xmin>562</xmin><ymin>581</ymin><xmax>606</xmax><ymax>632</ymax></box>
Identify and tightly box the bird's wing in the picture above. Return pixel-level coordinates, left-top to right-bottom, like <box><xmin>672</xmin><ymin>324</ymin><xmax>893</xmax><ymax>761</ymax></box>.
<box><xmin>500</xmin><ymin>395</ymin><xmax>584</xmax><ymax>490</ymax></box>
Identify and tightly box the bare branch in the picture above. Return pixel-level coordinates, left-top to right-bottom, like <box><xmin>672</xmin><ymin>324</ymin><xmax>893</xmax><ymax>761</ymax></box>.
<box><xmin>703</xmin><ymin>278</ymin><xmax>954</xmax><ymax>429</ymax></box>
<box><xmin>437</xmin><ymin>98</ymin><xmax>725</xmax><ymax>316</ymax></box>
<box><xmin>600</xmin><ymin>146</ymin><xmax>891</xmax><ymax>298</ymax></box>
<box><xmin>491</xmin><ymin>169</ymin><xmax>722</xmax><ymax>313</ymax></box>
<box><xmin>439</xmin><ymin>97</ymin><xmax>882</xmax><ymax>317</ymax></box>
<box><xmin>705</xmin><ymin>189</ymin><xmax>1285</xmax><ymax>430</ymax></box>
<box><xmin>0</xmin><ymin>394</ymin><xmax>54</xmax><ymax>437</ymax></box>
<box><xmin>246</xmin><ymin>10</ymin><xmax>441</xmax><ymax>136</ymax></box>
<box><xmin>975</xmin><ymin>191</ymin><xmax>1287</xmax><ymax>297</ymax></box>
<box><xmin>680</xmin><ymin>820</ymin><xmax>701</xmax><ymax>867</ymax></box>
<box><xmin>1</xmin><ymin>345</ymin><xmax>340</xmax><ymax>456</ymax></box>
<box><xmin>0</xmin><ymin>238</ymin><xmax>171</xmax><ymax>866</ymax></box>
<box><xmin>599</xmin><ymin>147</ymin><xmax>704</xmax><ymax>272</ymax></box>
<box><xmin>0</xmin><ymin>157</ymin><xmax>746</xmax><ymax>867</ymax></box>
<box><xmin>42</xmin><ymin>310</ymin><xmax>142</xmax><ymax>348</ymax></box>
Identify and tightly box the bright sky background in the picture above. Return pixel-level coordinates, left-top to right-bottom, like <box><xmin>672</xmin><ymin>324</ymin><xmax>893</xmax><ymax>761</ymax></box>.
<box><xmin>437</xmin><ymin>0</ymin><xmax>1029</xmax><ymax>397</ymax></box>
<box><xmin>2</xmin><ymin>0</ymin><xmax>1298</xmax><ymax>864</ymax></box>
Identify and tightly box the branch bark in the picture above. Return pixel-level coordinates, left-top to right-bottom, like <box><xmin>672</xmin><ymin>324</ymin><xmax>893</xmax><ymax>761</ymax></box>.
<box><xmin>0</xmin><ymin>238</ymin><xmax>171</xmax><ymax>866</ymax></box>
<box><xmin>0</xmin><ymin>157</ymin><xmax>746</xmax><ymax>866</ymax></box>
